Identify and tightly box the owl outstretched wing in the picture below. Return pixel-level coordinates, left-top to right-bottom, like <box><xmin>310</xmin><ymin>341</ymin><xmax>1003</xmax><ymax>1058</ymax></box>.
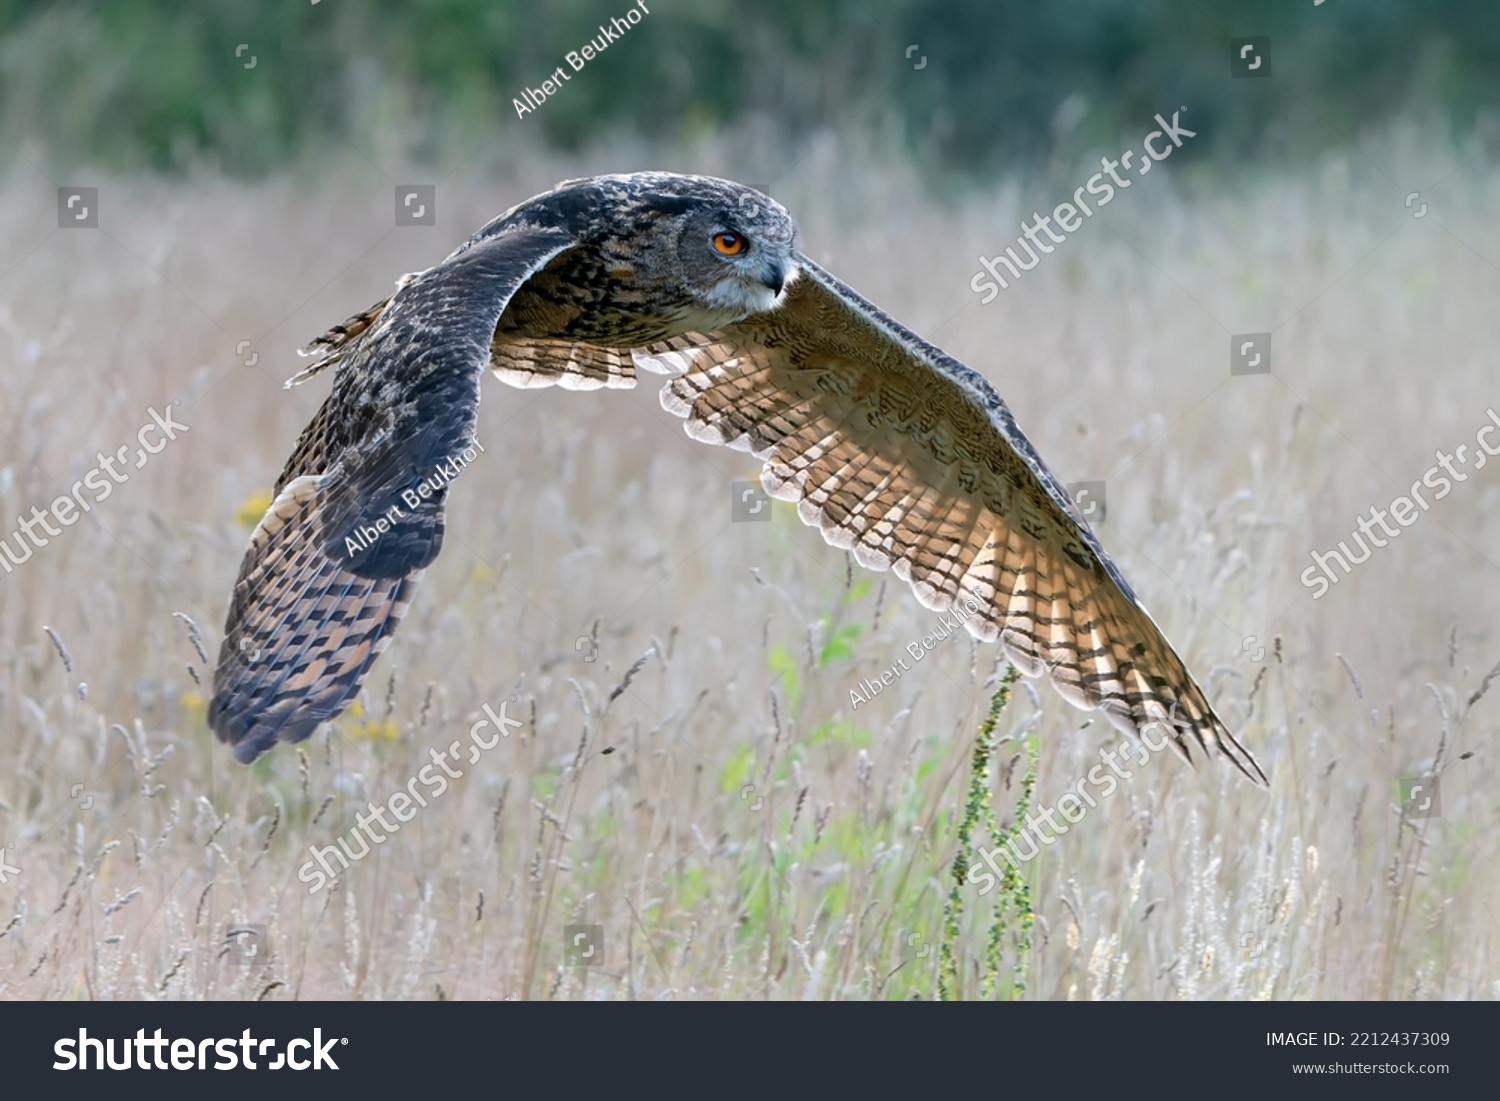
<box><xmin>634</xmin><ymin>255</ymin><xmax>1266</xmax><ymax>785</ymax></box>
<box><xmin>209</xmin><ymin>226</ymin><xmax>578</xmax><ymax>763</ymax></box>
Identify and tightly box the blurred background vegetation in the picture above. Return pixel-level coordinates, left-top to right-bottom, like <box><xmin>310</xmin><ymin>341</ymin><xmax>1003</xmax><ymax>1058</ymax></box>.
<box><xmin>0</xmin><ymin>0</ymin><xmax>1496</xmax><ymax>182</ymax></box>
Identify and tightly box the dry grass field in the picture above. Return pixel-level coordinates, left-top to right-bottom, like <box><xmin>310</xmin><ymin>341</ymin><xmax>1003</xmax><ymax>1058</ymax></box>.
<box><xmin>1</xmin><ymin>127</ymin><xmax>1497</xmax><ymax>1000</ymax></box>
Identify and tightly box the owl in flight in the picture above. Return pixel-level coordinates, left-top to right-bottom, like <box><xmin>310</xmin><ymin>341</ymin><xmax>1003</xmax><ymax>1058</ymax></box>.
<box><xmin>208</xmin><ymin>172</ymin><xmax>1265</xmax><ymax>785</ymax></box>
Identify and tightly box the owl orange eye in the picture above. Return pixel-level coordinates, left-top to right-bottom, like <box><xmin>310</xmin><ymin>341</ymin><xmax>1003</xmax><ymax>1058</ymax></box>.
<box><xmin>712</xmin><ymin>231</ymin><xmax>747</xmax><ymax>256</ymax></box>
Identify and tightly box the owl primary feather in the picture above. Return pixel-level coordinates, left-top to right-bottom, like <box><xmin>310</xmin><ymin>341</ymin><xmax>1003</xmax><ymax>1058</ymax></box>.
<box><xmin>208</xmin><ymin>171</ymin><xmax>1266</xmax><ymax>786</ymax></box>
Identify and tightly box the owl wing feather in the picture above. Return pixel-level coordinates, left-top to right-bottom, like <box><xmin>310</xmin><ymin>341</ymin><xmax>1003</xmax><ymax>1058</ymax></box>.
<box><xmin>297</xmin><ymin>264</ymin><xmax>640</xmax><ymax>394</ymax></box>
<box><xmin>209</xmin><ymin>226</ymin><xmax>579</xmax><ymax>762</ymax></box>
<box><xmin>303</xmin><ymin>308</ymin><xmax>639</xmax><ymax>393</ymax></box>
<box><xmin>634</xmin><ymin>255</ymin><xmax>1266</xmax><ymax>785</ymax></box>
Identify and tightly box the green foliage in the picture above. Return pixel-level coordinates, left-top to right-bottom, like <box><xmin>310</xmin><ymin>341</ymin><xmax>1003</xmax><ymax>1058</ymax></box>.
<box><xmin>718</xmin><ymin>739</ymin><xmax>756</xmax><ymax>794</ymax></box>
<box><xmin>819</xmin><ymin>621</ymin><xmax>862</xmax><ymax>667</ymax></box>
<box><xmin>938</xmin><ymin>665</ymin><xmax>1035</xmax><ymax>1000</ymax></box>
<box><xmin>767</xmin><ymin>643</ymin><xmax>802</xmax><ymax>716</ymax></box>
<box><xmin>807</xmin><ymin>716</ymin><xmax>868</xmax><ymax>748</ymax></box>
<box><xmin>3</xmin><ymin>1</ymin><xmax>1495</xmax><ymax>178</ymax></box>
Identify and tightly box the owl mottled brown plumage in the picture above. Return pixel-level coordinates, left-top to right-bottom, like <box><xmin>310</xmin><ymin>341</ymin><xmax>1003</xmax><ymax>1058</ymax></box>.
<box><xmin>209</xmin><ymin>171</ymin><xmax>1265</xmax><ymax>786</ymax></box>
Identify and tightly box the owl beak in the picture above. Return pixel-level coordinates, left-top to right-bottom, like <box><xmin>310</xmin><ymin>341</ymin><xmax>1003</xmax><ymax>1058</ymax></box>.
<box><xmin>759</xmin><ymin>261</ymin><xmax>786</xmax><ymax>296</ymax></box>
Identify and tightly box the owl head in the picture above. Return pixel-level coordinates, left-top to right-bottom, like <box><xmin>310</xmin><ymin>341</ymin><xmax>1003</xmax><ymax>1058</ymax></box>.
<box><xmin>650</xmin><ymin>174</ymin><xmax>799</xmax><ymax>314</ymax></box>
<box><xmin>551</xmin><ymin>172</ymin><xmax>801</xmax><ymax>320</ymax></box>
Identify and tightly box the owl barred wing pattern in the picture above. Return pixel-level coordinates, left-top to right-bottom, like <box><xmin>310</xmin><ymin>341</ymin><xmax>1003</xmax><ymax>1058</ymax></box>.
<box><xmin>296</xmin><ymin>299</ymin><xmax>637</xmax><ymax>393</ymax></box>
<box><xmin>207</xmin><ymin>473</ymin><xmax>427</xmax><ymax>763</ymax></box>
<box><xmin>488</xmin><ymin>338</ymin><xmax>637</xmax><ymax>391</ymax></box>
<box><xmin>209</xmin><ymin>226</ymin><xmax>580</xmax><ymax>762</ymax></box>
<box><xmin>635</xmin><ymin>256</ymin><xmax>1266</xmax><ymax>785</ymax></box>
